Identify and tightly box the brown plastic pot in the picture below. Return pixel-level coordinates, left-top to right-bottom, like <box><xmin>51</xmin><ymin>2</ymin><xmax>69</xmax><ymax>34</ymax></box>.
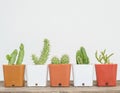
<box><xmin>3</xmin><ymin>64</ymin><xmax>25</xmax><ymax>87</ymax></box>
<box><xmin>49</xmin><ymin>64</ymin><xmax>71</xmax><ymax>87</ymax></box>
<box><xmin>95</xmin><ymin>64</ymin><xmax>117</xmax><ymax>86</ymax></box>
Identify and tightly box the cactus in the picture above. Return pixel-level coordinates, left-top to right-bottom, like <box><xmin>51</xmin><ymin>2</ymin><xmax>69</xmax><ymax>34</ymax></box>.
<box><xmin>6</xmin><ymin>43</ymin><xmax>24</xmax><ymax>65</ymax></box>
<box><xmin>32</xmin><ymin>38</ymin><xmax>50</xmax><ymax>65</ymax></box>
<box><xmin>6</xmin><ymin>49</ymin><xmax>18</xmax><ymax>65</ymax></box>
<box><xmin>76</xmin><ymin>46</ymin><xmax>89</xmax><ymax>64</ymax></box>
<box><xmin>51</xmin><ymin>54</ymin><xmax>69</xmax><ymax>64</ymax></box>
<box><xmin>16</xmin><ymin>43</ymin><xmax>24</xmax><ymax>65</ymax></box>
<box><xmin>51</xmin><ymin>57</ymin><xmax>60</xmax><ymax>64</ymax></box>
<box><xmin>95</xmin><ymin>49</ymin><xmax>114</xmax><ymax>64</ymax></box>
<box><xmin>61</xmin><ymin>54</ymin><xmax>69</xmax><ymax>64</ymax></box>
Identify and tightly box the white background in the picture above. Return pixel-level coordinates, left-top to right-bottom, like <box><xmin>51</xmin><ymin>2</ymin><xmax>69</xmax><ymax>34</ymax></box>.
<box><xmin>0</xmin><ymin>0</ymin><xmax>120</xmax><ymax>80</ymax></box>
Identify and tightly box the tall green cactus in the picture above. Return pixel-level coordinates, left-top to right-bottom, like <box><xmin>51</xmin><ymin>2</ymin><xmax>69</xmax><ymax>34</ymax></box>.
<box><xmin>51</xmin><ymin>54</ymin><xmax>69</xmax><ymax>64</ymax></box>
<box><xmin>32</xmin><ymin>38</ymin><xmax>50</xmax><ymax>65</ymax></box>
<box><xmin>76</xmin><ymin>46</ymin><xmax>89</xmax><ymax>64</ymax></box>
<box><xmin>6</xmin><ymin>43</ymin><xmax>24</xmax><ymax>65</ymax></box>
<box><xmin>16</xmin><ymin>43</ymin><xmax>24</xmax><ymax>65</ymax></box>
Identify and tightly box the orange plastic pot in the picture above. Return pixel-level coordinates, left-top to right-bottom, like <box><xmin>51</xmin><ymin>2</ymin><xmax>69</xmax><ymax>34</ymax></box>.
<box><xmin>95</xmin><ymin>64</ymin><xmax>117</xmax><ymax>86</ymax></box>
<box><xmin>49</xmin><ymin>64</ymin><xmax>71</xmax><ymax>87</ymax></box>
<box><xmin>3</xmin><ymin>64</ymin><xmax>25</xmax><ymax>87</ymax></box>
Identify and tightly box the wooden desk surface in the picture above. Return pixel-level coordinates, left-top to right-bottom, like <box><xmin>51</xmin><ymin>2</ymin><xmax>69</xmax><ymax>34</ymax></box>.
<box><xmin>0</xmin><ymin>81</ymin><xmax>120</xmax><ymax>93</ymax></box>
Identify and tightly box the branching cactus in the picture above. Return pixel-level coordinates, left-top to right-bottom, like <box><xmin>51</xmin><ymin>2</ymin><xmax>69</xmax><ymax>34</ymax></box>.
<box><xmin>51</xmin><ymin>57</ymin><xmax>60</xmax><ymax>64</ymax></box>
<box><xmin>6</xmin><ymin>43</ymin><xmax>24</xmax><ymax>65</ymax></box>
<box><xmin>32</xmin><ymin>38</ymin><xmax>50</xmax><ymax>65</ymax></box>
<box><xmin>61</xmin><ymin>54</ymin><xmax>69</xmax><ymax>64</ymax></box>
<box><xmin>51</xmin><ymin>54</ymin><xmax>69</xmax><ymax>64</ymax></box>
<box><xmin>95</xmin><ymin>49</ymin><xmax>114</xmax><ymax>64</ymax></box>
<box><xmin>76</xmin><ymin>46</ymin><xmax>89</xmax><ymax>64</ymax></box>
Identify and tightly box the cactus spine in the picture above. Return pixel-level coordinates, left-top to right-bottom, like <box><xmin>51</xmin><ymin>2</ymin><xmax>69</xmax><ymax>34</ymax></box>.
<box><xmin>51</xmin><ymin>54</ymin><xmax>69</xmax><ymax>64</ymax></box>
<box><xmin>6</xmin><ymin>43</ymin><xmax>24</xmax><ymax>65</ymax></box>
<box><xmin>32</xmin><ymin>39</ymin><xmax>50</xmax><ymax>65</ymax></box>
<box><xmin>76</xmin><ymin>46</ymin><xmax>89</xmax><ymax>64</ymax></box>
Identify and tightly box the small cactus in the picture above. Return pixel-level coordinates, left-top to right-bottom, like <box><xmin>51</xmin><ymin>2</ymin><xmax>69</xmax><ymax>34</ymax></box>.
<box><xmin>51</xmin><ymin>57</ymin><xmax>60</xmax><ymax>64</ymax></box>
<box><xmin>32</xmin><ymin>38</ymin><xmax>50</xmax><ymax>65</ymax></box>
<box><xmin>6</xmin><ymin>43</ymin><xmax>24</xmax><ymax>65</ymax></box>
<box><xmin>51</xmin><ymin>54</ymin><xmax>69</xmax><ymax>64</ymax></box>
<box><xmin>95</xmin><ymin>49</ymin><xmax>114</xmax><ymax>64</ymax></box>
<box><xmin>61</xmin><ymin>54</ymin><xmax>69</xmax><ymax>64</ymax></box>
<box><xmin>76</xmin><ymin>46</ymin><xmax>89</xmax><ymax>64</ymax></box>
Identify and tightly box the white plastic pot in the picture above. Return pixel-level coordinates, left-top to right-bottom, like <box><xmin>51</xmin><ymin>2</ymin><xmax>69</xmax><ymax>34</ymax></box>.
<box><xmin>26</xmin><ymin>65</ymin><xmax>48</xmax><ymax>86</ymax></box>
<box><xmin>72</xmin><ymin>64</ymin><xmax>93</xmax><ymax>86</ymax></box>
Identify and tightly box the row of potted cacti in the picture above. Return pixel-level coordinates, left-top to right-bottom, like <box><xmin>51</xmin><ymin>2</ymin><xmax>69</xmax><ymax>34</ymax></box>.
<box><xmin>2</xmin><ymin>39</ymin><xmax>117</xmax><ymax>87</ymax></box>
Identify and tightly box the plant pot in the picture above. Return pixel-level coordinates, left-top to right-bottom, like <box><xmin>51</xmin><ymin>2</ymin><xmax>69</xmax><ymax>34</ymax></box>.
<box><xmin>95</xmin><ymin>64</ymin><xmax>117</xmax><ymax>86</ymax></box>
<box><xmin>72</xmin><ymin>64</ymin><xmax>93</xmax><ymax>86</ymax></box>
<box><xmin>49</xmin><ymin>64</ymin><xmax>71</xmax><ymax>87</ymax></box>
<box><xmin>3</xmin><ymin>64</ymin><xmax>25</xmax><ymax>87</ymax></box>
<box><xmin>26</xmin><ymin>65</ymin><xmax>48</xmax><ymax>86</ymax></box>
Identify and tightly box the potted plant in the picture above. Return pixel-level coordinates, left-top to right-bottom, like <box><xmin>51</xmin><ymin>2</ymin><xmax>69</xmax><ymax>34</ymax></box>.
<box><xmin>26</xmin><ymin>39</ymin><xmax>50</xmax><ymax>86</ymax></box>
<box><xmin>49</xmin><ymin>54</ymin><xmax>71</xmax><ymax>87</ymax></box>
<box><xmin>95</xmin><ymin>49</ymin><xmax>117</xmax><ymax>86</ymax></box>
<box><xmin>72</xmin><ymin>46</ymin><xmax>93</xmax><ymax>86</ymax></box>
<box><xmin>3</xmin><ymin>43</ymin><xmax>25</xmax><ymax>87</ymax></box>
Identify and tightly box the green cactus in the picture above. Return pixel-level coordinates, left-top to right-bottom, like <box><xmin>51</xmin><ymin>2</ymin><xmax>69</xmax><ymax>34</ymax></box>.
<box><xmin>95</xmin><ymin>49</ymin><xmax>114</xmax><ymax>64</ymax></box>
<box><xmin>76</xmin><ymin>46</ymin><xmax>89</xmax><ymax>64</ymax></box>
<box><xmin>51</xmin><ymin>57</ymin><xmax>60</xmax><ymax>64</ymax></box>
<box><xmin>6</xmin><ymin>49</ymin><xmax>18</xmax><ymax>65</ymax></box>
<box><xmin>51</xmin><ymin>54</ymin><xmax>69</xmax><ymax>64</ymax></box>
<box><xmin>6</xmin><ymin>43</ymin><xmax>24</xmax><ymax>65</ymax></box>
<box><xmin>16</xmin><ymin>43</ymin><xmax>24</xmax><ymax>65</ymax></box>
<box><xmin>61</xmin><ymin>54</ymin><xmax>69</xmax><ymax>64</ymax></box>
<box><xmin>32</xmin><ymin>38</ymin><xmax>50</xmax><ymax>65</ymax></box>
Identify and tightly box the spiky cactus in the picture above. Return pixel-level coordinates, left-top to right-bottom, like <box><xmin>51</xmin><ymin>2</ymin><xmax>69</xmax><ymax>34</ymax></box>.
<box><xmin>61</xmin><ymin>54</ymin><xmax>69</xmax><ymax>64</ymax></box>
<box><xmin>51</xmin><ymin>57</ymin><xmax>60</xmax><ymax>64</ymax></box>
<box><xmin>16</xmin><ymin>43</ymin><xmax>24</xmax><ymax>65</ymax></box>
<box><xmin>32</xmin><ymin>38</ymin><xmax>50</xmax><ymax>65</ymax></box>
<box><xmin>95</xmin><ymin>49</ymin><xmax>114</xmax><ymax>64</ymax></box>
<box><xmin>76</xmin><ymin>46</ymin><xmax>89</xmax><ymax>64</ymax></box>
<box><xmin>6</xmin><ymin>43</ymin><xmax>24</xmax><ymax>65</ymax></box>
<box><xmin>51</xmin><ymin>54</ymin><xmax>69</xmax><ymax>64</ymax></box>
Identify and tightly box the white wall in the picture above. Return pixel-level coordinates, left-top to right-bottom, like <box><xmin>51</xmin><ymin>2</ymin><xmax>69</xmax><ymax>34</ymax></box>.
<box><xmin>0</xmin><ymin>0</ymin><xmax>120</xmax><ymax>80</ymax></box>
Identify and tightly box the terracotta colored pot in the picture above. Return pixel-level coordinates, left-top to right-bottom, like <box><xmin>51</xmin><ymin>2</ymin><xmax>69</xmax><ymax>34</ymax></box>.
<box><xmin>49</xmin><ymin>64</ymin><xmax>71</xmax><ymax>87</ymax></box>
<box><xmin>95</xmin><ymin>64</ymin><xmax>117</xmax><ymax>86</ymax></box>
<box><xmin>3</xmin><ymin>64</ymin><xmax>25</xmax><ymax>87</ymax></box>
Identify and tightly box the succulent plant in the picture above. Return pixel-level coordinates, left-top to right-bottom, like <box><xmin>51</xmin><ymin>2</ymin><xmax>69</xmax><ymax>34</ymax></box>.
<box><xmin>6</xmin><ymin>43</ymin><xmax>25</xmax><ymax>65</ymax></box>
<box><xmin>51</xmin><ymin>54</ymin><xmax>69</xmax><ymax>64</ymax></box>
<box><xmin>61</xmin><ymin>54</ymin><xmax>69</xmax><ymax>64</ymax></box>
<box><xmin>16</xmin><ymin>43</ymin><xmax>24</xmax><ymax>65</ymax></box>
<box><xmin>95</xmin><ymin>49</ymin><xmax>114</xmax><ymax>64</ymax></box>
<box><xmin>51</xmin><ymin>57</ymin><xmax>60</xmax><ymax>64</ymax></box>
<box><xmin>76</xmin><ymin>46</ymin><xmax>89</xmax><ymax>64</ymax></box>
<box><xmin>32</xmin><ymin>38</ymin><xmax>50</xmax><ymax>65</ymax></box>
